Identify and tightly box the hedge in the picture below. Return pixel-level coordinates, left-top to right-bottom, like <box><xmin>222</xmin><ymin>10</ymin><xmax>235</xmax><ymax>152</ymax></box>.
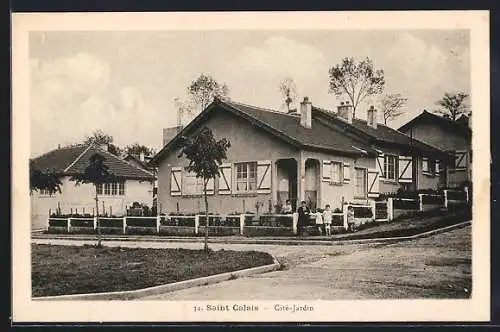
<box><xmin>159</xmin><ymin>226</ymin><xmax>195</xmax><ymax>236</ymax></box>
<box><xmin>198</xmin><ymin>216</ymin><xmax>240</xmax><ymax>227</ymax></box>
<box><xmin>69</xmin><ymin>218</ymin><xmax>94</xmax><ymax>227</ymax></box>
<box><xmin>126</xmin><ymin>226</ymin><xmax>157</xmax><ymax>235</ymax></box>
<box><xmin>446</xmin><ymin>191</ymin><xmax>467</xmax><ymax>201</ymax></box>
<box><xmin>393</xmin><ymin>199</ymin><xmax>420</xmax><ymax>210</ymax></box>
<box><xmin>69</xmin><ymin>226</ymin><xmax>95</xmax><ymax>234</ymax></box>
<box><xmin>243</xmin><ymin>226</ymin><xmax>294</xmax><ymax>237</ymax></box>
<box><xmin>125</xmin><ymin>217</ymin><xmax>157</xmax><ymax>228</ymax></box>
<box><xmin>331</xmin><ymin>214</ymin><xmax>344</xmax><ymax>226</ymax></box>
<box><xmin>422</xmin><ymin>195</ymin><xmax>444</xmax><ymax>205</ymax></box>
<box><xmin>352</xmin><ymin>206</ymin><xmax>373</xmax><ymax>218</ymax></box>
<box><xmin>47</xmin><ymin>226</ymin><xmax>67</xmax><ymax>233</ymax></box>
<box><xmin>160</xmin><ymin>216</ymin><xmax>196</xmax><ymax>227</ymax></box>
<box><xmin>98</xmin><ymin>218</ymin><xmax>123</xmax><ymax>228</ymax></box>
<box><xmin>197</xmin><ymin>226</ymin><xmax>240</xmax><ymax>236</ymax></box>
<box><xmin>48</xmin><ymin>218</ymin><xmax>67</xmax><ymax>227</ymax></box>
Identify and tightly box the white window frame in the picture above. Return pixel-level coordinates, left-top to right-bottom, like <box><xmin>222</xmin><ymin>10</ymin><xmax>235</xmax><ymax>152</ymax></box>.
<box><xmin>98</xmin><ymin>181</ymin><xmax>125</xmax><ymax>196</ymax></box>
<box><xmin>354</xmin><ymin>167</ymin><xmax>367</xmax><ymax>198</ymax></box>
<box><xmin>330</xmin><ymin>161</ymin><xmax>343</xmax><ymax>185</ymax></box>
<box><xmin>235</xmin><ymin>162</ymin><xmax>258</xmax><ymax>193</ymax></box>
<box><xmin>384</xmin><ymin>154</ymin><xmax>399</xmax><ymax>180</ymax></box>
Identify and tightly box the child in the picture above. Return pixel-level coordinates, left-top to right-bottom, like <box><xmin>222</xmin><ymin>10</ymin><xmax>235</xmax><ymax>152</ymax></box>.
<box><xmin>315</xmin><ymin>208</ymin><xmax>324</xmax><ymax>235</ymax></box>
<box><xmin>322</xmin><ymin>204</ymin><xmax>333</xmax><ymax>236</ymax></box>
<box><xmin>297</xmin><ymin>201</ymin><xmax>310</xmax><ymax>236</ymax></box>
<box><xmin>283</xmin><ymin>200</ymin><xmax>293</xmax><ymax>214</ymax></box>
<box><xmin>347</xmin><ymin>206</ymin><xmax>356</xmax><ymax>232</ymax></box>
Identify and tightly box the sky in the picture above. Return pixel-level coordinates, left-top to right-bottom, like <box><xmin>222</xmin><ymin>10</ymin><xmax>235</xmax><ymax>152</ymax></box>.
<box><xmin>29</xmin><ymin>29</ymin><xmax>470</xmax><ymax>157</ymax></box>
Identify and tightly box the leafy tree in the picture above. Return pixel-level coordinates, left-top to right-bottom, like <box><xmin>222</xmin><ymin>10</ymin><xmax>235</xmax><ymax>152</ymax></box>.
<box><xmin>187</xmin><ymin>74</ymin><xmax>230</xmax><ymax>112</ymax></box>
<box><xmin>434</xmin><ymin>92</ymin><xmax>470</xmax><ymax>121</ymax></box>
<box><xmin>69</xmin><ymin>153</ymin><xmax>119</xmax><ymax>247</ymax></box>
<box><xmin>279</xmin><ymin>77</ymin><xmax>297</xmax><ymax>112</ymax></box>
<box><xmin>328</xmin><ymin>57</ymin><xmax>385</xmax><ymax>117</ymax></box>
<box><xmin>380</xmin><ymin>93</ymin><xmax>408</xmax><ymax>124</ymax></box>
<box><xmin>125</xmin><ymin>143</ymin><xmax>155</xmax><ymax>157</ymax></box>
<box><xmin>84</xmin><ymin>130</ymin><xmax>122</xmax><ymax>156</ymax></box>
<box><xmin>178</xmin><ymin>127</ymin><xmax>231</xmax><ymax>252</ymax></box>
<box><xmin>29</xmin><ymin>162</ymin><xmax>62</xmax><ymax>195</ymax></box>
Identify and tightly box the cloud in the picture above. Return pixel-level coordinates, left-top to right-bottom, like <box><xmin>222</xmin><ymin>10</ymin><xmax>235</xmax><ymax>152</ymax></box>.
<box><xmin>222</xmin><ymin>36</ymin><xmax>329</xmax><ymax>109</ymax></box>
<box><xmin>30</xmin><ymin>52</ymin><xmax>162</xmax><ymax>157</ymax></box>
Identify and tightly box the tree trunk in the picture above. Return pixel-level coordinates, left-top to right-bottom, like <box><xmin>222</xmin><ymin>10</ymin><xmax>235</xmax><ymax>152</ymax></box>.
<box><xmin>95</xmin><ymin>185</ymin><xmax>102</xmax><ymax>247</ymax></box>
<box><xmin>204</xmin><ymin>179</ymin><xmax>209</xmax><ymax>253</ymax></box>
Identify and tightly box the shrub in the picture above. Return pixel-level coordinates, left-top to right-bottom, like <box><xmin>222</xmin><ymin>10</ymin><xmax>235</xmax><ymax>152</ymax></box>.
<box><xmin>352</xmin><ymin>206</ymin><xmax>373</xmax><ymax>218</ymax></box>
<box><xmin>161</xmin><ymin>216</ymin><xmax>196</xmax><ymax>227</ymax></box>
<box><xmin>421</xmin><ymin>195</ymin><xmax>444</xmax><ymax>205</ymax></box>
<box><xmin>331</xmin><ymin>214</ymin><xmax>344</xmax><ymax>226</ymax></box>
<box><xmin>126</xmin><ymin>226</ymin><xmax>157</xmax><ymax>235</ymax></box>
<box><xmin>47</xmin><ymin>226</ymin><xmax>67</xmax><ymax>233</ymax></box>
<box><xmin>446</xmin><ymin>190</ymin><xmax>467</xmax><ymax>201</ymax></box>
<box><xmin>98</xmin><ymin>218</ymin><xmax>123</xmax><ymax>228</ymax></box>
<box><xmin>199</xmin><ymin>215</ymin><xmax>240</xmax><ymax>227</ymax></box>
<box><xmin>197</xmin><ymin>226</ymin><xmax>240</xmax><ymax>236</ymax></box>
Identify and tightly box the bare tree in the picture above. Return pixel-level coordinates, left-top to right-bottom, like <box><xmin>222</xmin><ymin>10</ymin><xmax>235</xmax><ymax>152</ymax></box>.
<box><xmin>279</xmin><ymin>77</ymin><xmax>297</xmax><ymax>112</ymax></box>
<box><xmin>434</xmin><ymin>92</ymin><xmax>470</xmax><ymax>121</ymax></box>
<box><xmin>187</xmin><ymin>73</ymin><xmax>230</xmax><ymax>112</ymax></box>
<box><xmin>380</xmin><ymin>93</ymin><xmax>408</xmax><ymax>124</ymax></box>
<box><xmin>328</xmin><ymin>57</ymin><xmax>385</xmax><ymax>117</ymax></box>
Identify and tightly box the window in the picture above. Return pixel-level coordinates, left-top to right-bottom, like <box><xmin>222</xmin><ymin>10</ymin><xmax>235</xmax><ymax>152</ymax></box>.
<box><xmin>423</xmin><ymin>158</ymin><xmax>436</xmax><ymax>174</ymax></box>
<box><xmin>97</xmin><ymin>182</ymin><xmax>125</xmax><ymax>196</ymax></box>
<box><xmin>354</xmin><ymin>168</ymin><xmax>367</xmax><ymax>198</ymax></box>
<box><xmin>422</xmin><ymin>158</ymin><xmax>429</xmax><ymax>172</ymax></box>
<box><xmin>39</xmin><ymin>189</ymin><xmax>54</xmax><ymax>196</ymax></box>
<box><xmin>183</xmin><ymin>171</ymin><xmax>204</xmax><ymax>195</ymax></box>
<box><xmin>428</xmin><ymin>159</ymin><xmax>436</xmax><ymax>174</ymax></box>
<box><xmin>330</xmin><ymin>162</ymin><xmax>342</xmax><ymax>184</ymax></box>
<box><xmin>384</xmin><ymin>155</ymin><xmax>399</xmax><ymax>180</ymax></box>
<box><xmin>235</xmin><ymin>162</ymin><xmax>257</xmax><ymax>192</ymax></box>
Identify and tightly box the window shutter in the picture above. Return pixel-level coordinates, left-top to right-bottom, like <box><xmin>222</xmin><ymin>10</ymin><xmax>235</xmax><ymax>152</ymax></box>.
<box><xmin>170</xmin><ymin>167</ymin><xmax>182</xmax><ymax>196</ymax></box>
<box><xmin>322</xmin><ymin>160</ymin><xmax>331</xmax><ymax>182</ymax></box>
<box><xmin>398</xmin><ymin>156</ymin><xmax>412</xmax><ymax>183</ymax></box>
<box><xmin>218</xmin><ymin>163</ymin><xmax>232</xmax><ymax>195</ymax></box>
<box><xmin>367</xmin><ymin>169</ymin><xmax>379</xmax><ymax>197</ymax></box>
<box><xmin>256</xmin><ymin>160</ymin><xmax>272</xmax><ymax>194</ymax></box>
<box><xmin>343</xmin><ymin>163</ymin><xmax>350</xmax><ymax>183</ymax></box>
<box><xmin>206</xmin><ymin>178</ymin><xmax>215</xmax><ymax>195</ymax></box>
<box><xmin>455</xmin><ymin>151</ymin><xmax>467</xmax><ymax>169</ymax></box>
<box><xmin>377</xmin><ymin>154</ymin><xmax>385</xmax><ymax>178</ymax></box>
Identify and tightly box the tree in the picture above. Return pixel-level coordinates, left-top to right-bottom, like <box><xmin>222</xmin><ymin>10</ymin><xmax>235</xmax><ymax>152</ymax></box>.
<box><xmin>125</xmin><ymin>143</ymin><xmax>155</xmax><ymax>157</ymax></box>
<box><xmin>69</xmin><ymin>153</ymin><xmax>118</xmax><ymax>247</ymax></box>
<box><xmin>328</xmin><ymin>57</ymin><xmax>385</xmax><ymax>117</ymax></box>
<box><xmin>380</xmin><ymin>93</ymin><xmax>408</xmax><ymax>125</ymax></box>
<box><xmin>279</xmin><ymin>77</ymin><xmax>297</xmax><ymax>112</ymax></box>
<box><xmin>29</xmin><ymin>162</ymin><xmax>62</xmax><ymax>196</ymax></box>
<box><xmin>434</xmin><ymin>92</ymin><xmax>470</xmax><ymax>121</ymax></box>
<box><xmin>178</xmin><ymin>127</ymin><xmax>231</xmax><ymax>252</ymax></box>
<box><xmin>187</xmin><ymin>74</ymin><xmax>230</xmax><ymax>112</ymax></box>
<box><xmin>84</xmin><ymin>130</ymin><xmax>122</xmax><ymax>156</ymax></box>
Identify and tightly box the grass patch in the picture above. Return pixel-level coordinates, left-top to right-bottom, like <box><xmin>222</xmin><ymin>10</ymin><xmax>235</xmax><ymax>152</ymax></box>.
<box><xmin>32</xmin><ymin>244</ymin><xmax>274</xmax><ymax>297</ymax></box>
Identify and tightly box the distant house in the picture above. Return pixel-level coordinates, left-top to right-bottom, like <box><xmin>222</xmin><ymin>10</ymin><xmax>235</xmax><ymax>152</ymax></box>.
<box><xmin>398</xmin><ymin>110</ymin><xmax>472</xmax><ymax>188</ymax></box>
<box><xmin>30</xmin><ymin>143</ymin><xmax>155</xmax><ymax>230</ymax></box>
<box><xmin>149</xmin><ymin>97</ymin><xmax>448</xmax><ymax>215</ymax></box>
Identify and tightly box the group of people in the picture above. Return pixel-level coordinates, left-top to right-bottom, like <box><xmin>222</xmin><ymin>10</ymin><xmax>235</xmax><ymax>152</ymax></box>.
<box><xmin>282</xmin><ymin>199</ymin><xmax>357</xmax><ymax>236</ymax></box>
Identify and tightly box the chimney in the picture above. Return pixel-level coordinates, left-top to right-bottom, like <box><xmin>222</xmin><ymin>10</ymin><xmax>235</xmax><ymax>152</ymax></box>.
<box><xmin>337</xmin><ymin>101</ymin><xmax>353</xmax><ymax>124</ymax></box>
<box><xmin>299</xmin><ymin>97</ymin><xmax>312</xmax><ymax>129</ymax></box>
<box><xmin>139</xmin><ymin>152</ymin><xmax>145</xmax><ymax>162</ymax></box>
<box><xmin>367</xmin><ymin>105</ymin><xmax>378</xmax><ymax>129</ymax></box>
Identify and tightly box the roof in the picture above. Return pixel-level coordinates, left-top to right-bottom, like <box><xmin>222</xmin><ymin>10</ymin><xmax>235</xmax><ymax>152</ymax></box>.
<box><xmin>398</xmin><ymin>110</ymin><xmax>472</xmax><ymax>137</ymax></box>
<box><xmin>149</xmin><ymin>99</ymin><xmax>378</xmax><ymax>166</ymax></box>
<box><xmin>123</xmin><ymin>154</ymin><xmax>155</xmax><ymax>171</ymax></box>
<box><xmin>313</xmin><ymin>107</ymin><xmax>447</xmax><ymax>157</ymax></box>
<box><xmin>30</xmin><ymin>144</ymin><xmax>155</xmax><ymax>180</ymax></box>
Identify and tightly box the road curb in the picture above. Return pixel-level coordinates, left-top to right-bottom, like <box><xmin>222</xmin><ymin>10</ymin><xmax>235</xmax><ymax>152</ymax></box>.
<box><xmin>33</xmin><ymin>255</ymin><xmax>281</xmax><ymax>301</ymax></box>
<box><xmin>32</xmin><ymin>221</ymin><xmax>471</xmax><ymax>246</ymax></box>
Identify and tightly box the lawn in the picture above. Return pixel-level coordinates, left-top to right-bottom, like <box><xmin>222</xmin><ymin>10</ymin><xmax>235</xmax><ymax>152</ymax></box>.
<box><xmin>32</xmin><ymin>244</ymin><xmax>274</xmax><ymax>297</ymax></box>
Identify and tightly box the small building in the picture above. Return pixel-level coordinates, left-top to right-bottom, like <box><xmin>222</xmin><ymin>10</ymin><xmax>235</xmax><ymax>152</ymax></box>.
<box><xmin>398</xmin><ymin>110</ymin><xmax>472</xmax><ymax>188</ymax></box>
<box><xmin>30</xmin><ymin>143</ymin><xmax>155</xmax><ymax>230</ymax></box>
<box><xmin>149</xmin><ymin>97</ymin><xmax>448</xmax><ymax>215</ymax></box>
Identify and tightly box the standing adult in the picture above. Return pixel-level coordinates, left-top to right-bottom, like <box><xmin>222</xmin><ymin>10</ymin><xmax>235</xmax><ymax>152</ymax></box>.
<box><xmin>297</xmin><ymin>200</ymin><xmax>310</xmax><ymax>236</ymax></box>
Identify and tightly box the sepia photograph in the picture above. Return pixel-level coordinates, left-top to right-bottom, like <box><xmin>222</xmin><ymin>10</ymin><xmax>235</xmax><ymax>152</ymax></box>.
<box><xmin>12</xmin><ymin>11</ymin><xmax>490</xmax><ymax>322</ymax></box>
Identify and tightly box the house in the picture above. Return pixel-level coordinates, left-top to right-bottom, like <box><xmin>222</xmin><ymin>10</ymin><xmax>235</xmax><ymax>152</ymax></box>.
<box><xmin>398</xmin><ymin>110</ymin><xmax>472</xmax><ymax>188</ymax></box>
<box><xmin>149</xmin><ymin>97</ymin><xmax>448</xmax><ymax>215</ymax></box>
<box><xmin>123</xmin><ymin>152</ymin><xmax>158</xmax><ymax>208</ymax></box>
<box><xmin>30</xmin><ymin>143</ymin><xmax>155</xmax><ymax>230</ymax></box>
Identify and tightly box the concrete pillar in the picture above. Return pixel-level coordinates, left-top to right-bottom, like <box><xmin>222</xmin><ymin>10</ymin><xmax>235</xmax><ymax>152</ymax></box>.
<box><xmin>370</xmin><ymin>200</ymin><xmax>376</xmax><ymax>221</ymax></box>
<box><xmin>343</xmin><ymin>203</ymin><xmax>349</xmax><ymax>230</ymax></box>
<box><xmin>418</xmin><ymin>194</ymin><xmax>424</xmax><ymax>212</ymax></box>
<box><xmin>156</xmin><ymin>215</ymin><xmax>161</xmax><ymax>234</ymax></box>
<box><xmin>292</xmin><ymin>212</ymin><xmax>298</xmax><ymax>235</ymax></box>
<box><xmin>272</xmin><ymin>161</ymin><xmax>278</xmax><ymax>209</ymax></box>
<box><xmin>93</xmin><ymin>216</ymin><xmax>97</xmax><ymax>230</ymax></box>
<box><xmin>387</xmin><ymin>198</ymin><xmax>393</xmax><ymax>221</ymax></box>
<box><xmin>67</xmin><ymin>218</ymin><xmax>71</xmax><ymax>233</ymax></box>
<box><xmin>194</xmin><ymin>215</ymin><xmax>200</xmax><ymax>235</ymax></box>
<box><xmin>444</xmin><ymin>190</ymin><xmax>448</xmax><ymax>209</ymax></box>
<box><xmin>239</xmin><ymin>214</ymin><xmax>245</xmax><ymax>235</ymax></box>
<box><xmin>122</xmin><ymin>217</ymin><xmax>127</xmax><ymax>234</ymax></box>
<box><xmin>297</xmin><ymin>154</ymin><xmax>306</xmax><ymax>204</ymax></box>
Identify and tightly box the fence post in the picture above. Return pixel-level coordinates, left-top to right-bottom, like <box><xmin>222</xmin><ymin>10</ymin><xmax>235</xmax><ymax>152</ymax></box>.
<box><xmin>194</xmin><ymin>215</ymin><xmax>200</xmax><ymax>235</ymax></box>
<box><xmin>464</xmin><ymin>186</ymin><xmax>469</xmax><ymax>203</ymax></box>
<box><xmin>93</xmin><ymin>216</ymin><xmax>97</xmax><ymax>230</ymax></box>
<box><xmin>370</xmin><ymin>200</ymin><xmax>376</xmax><ymax>221</ymax></box>
<box><xmin>67</xmin><ymin>218</ymin><xmax>71</xmax><ymax>233</ymax></box>
<box><xmin>444</xmin><ymin>190</ymin><xmax>448</xmax><ymax>209</ymax></box>
<box><xmin>122</xmin><ymin>216</ymin><xmax>127</xmax><ymax>234</ymax></box>
<box><xmin>156</xmin><ymin>215</ymin><xmax>161</xmax><ymax>234</ymax></box>
<box><xmin>418</xmin><ymin>194</ymin><xmax>424</xmax><ymax>212</ymax></box>
<box><xmin>239</xmin><ymin>214</ymin><xmax>245</xmax><ymax>236</ymax></box>
<box><xmin>343</xmin><ymin>203</ymin><xmax>349</xmax><ymax>230</ymax></box>
<box><xmin>387</xmin><ymin>198</ymin><xmax>393</xmax><ymax>221</ymax></box>
<box><xmin>292</xmin><ymin>213</ymin><xmax>298</xmax><ymax>235</ymax></box>
<box><xmin>46</xmin><ymin>216</ymin><xmax>50</xmax><ymax>231</ymax></box>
